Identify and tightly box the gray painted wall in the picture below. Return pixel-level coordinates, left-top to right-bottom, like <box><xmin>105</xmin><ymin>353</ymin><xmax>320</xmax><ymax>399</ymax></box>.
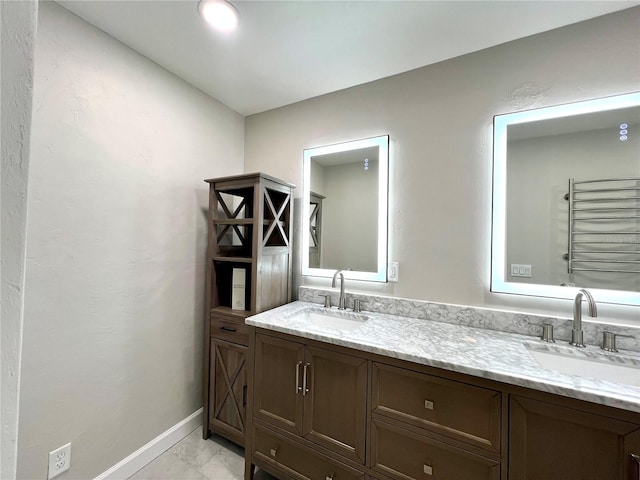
<box><xmin>245</xmin><ymin>7</ymin><xmax>640</xmax><ymax>323</ymax></box>
<box><xmin>16</xmin><ymin>3</ymin><xmax>244</xmax><ymax>479</ymax></box>
<box><xmin>1</xmin><ymin>2</ymin><xmax>38</xmax><ymax>479</ymax></box>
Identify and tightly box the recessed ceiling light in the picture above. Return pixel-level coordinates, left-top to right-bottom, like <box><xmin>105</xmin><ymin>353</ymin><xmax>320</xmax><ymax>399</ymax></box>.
<box><xmin>198</xmin><ymin>0</ymin><xmax>239</xmax><ymax>34</ymax></box>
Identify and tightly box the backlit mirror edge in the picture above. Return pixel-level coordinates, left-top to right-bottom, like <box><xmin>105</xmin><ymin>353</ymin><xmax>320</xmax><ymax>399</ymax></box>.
<box><xmin>302</xmin><ymin>135</ymin><xmax>389</xmax><ymax>282</ymax></box>
<box><xmin>491</xmin><ymin>91</ymin><xmax>640</xmax><ymax>306</ymax></box>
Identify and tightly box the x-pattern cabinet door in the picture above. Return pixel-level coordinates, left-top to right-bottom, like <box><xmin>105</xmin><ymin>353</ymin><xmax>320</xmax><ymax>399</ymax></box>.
<box><xmin>209</xmin><ymin>338</ymin><xmax>248</xmax><ymax>444</ymax></box>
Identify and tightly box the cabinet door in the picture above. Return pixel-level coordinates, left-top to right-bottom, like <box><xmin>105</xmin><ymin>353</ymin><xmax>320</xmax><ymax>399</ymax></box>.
<box><xmin>509</xmin><ymin>395</ymin><xmax>640</xmax><ymax>480</ymax></box>
<box><xmin>303</xmin><ymin>345</ymin><xmax>368</xmax><ymax>464</ymax></box>
<box><xmin>209</xmin><ymin>338</ymin><xmax>247</xmax><ymax>446</ymax></box>
<box><xmin>253</xmin><ymin>334</ymin><xmax>305</xmax><ymax>436</ymax></box>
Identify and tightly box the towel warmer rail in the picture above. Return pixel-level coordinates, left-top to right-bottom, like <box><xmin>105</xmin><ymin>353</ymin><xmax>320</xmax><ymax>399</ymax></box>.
<box><xmin>565</xmin><ymin>177</ymin><xmax>640</xmax><ymax>275</ymax></box>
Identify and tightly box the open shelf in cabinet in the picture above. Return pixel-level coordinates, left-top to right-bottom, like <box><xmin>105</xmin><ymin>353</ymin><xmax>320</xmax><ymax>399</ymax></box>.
<box><xmin>211</xmin><ymin>260</ymin><xmax>252</xmax><ymax>313</ymax></box>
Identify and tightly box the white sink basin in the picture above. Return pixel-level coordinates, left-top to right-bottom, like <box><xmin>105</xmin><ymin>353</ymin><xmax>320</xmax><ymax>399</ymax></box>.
<box><xmin>292</xmin><ymin>308</ymin><xmax>368</xmax><ymax>332</ymax></box>
<box><xmin>525</xmin><ymin>343</ymin><xmax>640</xmax><ymax>387</ymax></box>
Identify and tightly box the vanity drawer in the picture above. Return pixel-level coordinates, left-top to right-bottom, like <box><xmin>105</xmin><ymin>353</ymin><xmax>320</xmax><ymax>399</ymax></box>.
<box><xmin>210</xmin><ymin>316</ymin><xmax>249</xmax><ymax>346</ymax></box>
<box><xmin>371</xmin><ymin>419</ymin><xmax>500</xmax><ymax>480</ymax></box>
<box><xmin>253</xmin><ymin>424</ymin><xmax>364</xmax><ymax>480</ymax></box>
<box><xmin>371</xmin><ymin>363</ymin><xmax>501</xmax><ymax>453</ymax></box>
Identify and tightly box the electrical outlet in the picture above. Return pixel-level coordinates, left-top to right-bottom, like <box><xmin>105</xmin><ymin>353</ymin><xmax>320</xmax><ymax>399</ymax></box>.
<box><xmin>388</xmin><ymin>262</ymin><xmax>399</xmax><ymax>282</ymax></box>
<box><xmin>48</xmin><ymin>443</ymin><xmax>71</xmax><ymax>479</ymax></box>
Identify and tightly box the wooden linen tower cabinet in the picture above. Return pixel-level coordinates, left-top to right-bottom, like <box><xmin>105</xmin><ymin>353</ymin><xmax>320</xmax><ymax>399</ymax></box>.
<box><xmin>202</xmin><ymin>173</ymin><xmax>294</xmax><ymax>445</ymax></box>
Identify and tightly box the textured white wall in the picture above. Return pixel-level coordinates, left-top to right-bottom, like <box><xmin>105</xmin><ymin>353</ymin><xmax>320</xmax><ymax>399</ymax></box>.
<box><xmin>17</xmin><ymin>3</ymin><xmax>244</xmax><ymax>479</ymax></box>
<box><xmin>245</xmin><ymin>8</ymin><xmax>640</xmax><ymax>322</ymax></box>
<box><xmin>0</xmin><ymin>2</ymin><xmax>38</xmax><ymax>479</ymax></box>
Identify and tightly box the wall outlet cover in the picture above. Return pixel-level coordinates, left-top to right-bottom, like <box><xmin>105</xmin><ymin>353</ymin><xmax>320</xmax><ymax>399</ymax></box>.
<box><xmin>48</xmin><ymin>443</ymin><xmax>71</xmax><ymax>479</ymax></box>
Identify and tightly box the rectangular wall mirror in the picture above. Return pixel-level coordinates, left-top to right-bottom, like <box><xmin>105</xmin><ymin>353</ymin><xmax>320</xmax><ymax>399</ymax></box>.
<box><xmin>492</xmin><ymin>92</ymin><xmax>640</xmax><ymax>305</ymax></box>
<box><xmin>302</xmin><ymin>135</ymin><xmax>389</xmax><ymax>282</ymax></box>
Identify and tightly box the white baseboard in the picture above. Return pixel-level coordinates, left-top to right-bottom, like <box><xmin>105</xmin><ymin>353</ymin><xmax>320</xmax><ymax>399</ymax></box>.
<box><xmin>94</xmin><ymin>408</ymin><xmax>203</xmax><ymax>480</ymax></box>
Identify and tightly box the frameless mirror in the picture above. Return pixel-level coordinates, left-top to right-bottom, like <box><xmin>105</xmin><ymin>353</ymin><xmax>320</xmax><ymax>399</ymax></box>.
<box><xmin>302</xmin><ymin>135</ymin><xmax>389</xmax><ymax>282</ymax></box>
<box><xmin>492</xmin><ymin>92</ymin><xmax>640</xmax><ymax>305</ymax></box>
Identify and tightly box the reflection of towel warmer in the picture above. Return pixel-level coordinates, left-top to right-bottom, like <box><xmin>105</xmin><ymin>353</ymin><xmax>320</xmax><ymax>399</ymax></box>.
<box><xmin>564</xmin><ymin>177</ymin><xmax>640</xmax><ymax>274</ymax></box>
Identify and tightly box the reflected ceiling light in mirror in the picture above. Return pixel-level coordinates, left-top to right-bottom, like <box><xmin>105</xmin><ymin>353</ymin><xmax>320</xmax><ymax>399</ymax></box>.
<box><xmin>491</xmin><ymin>91</ymin><xmax>640</xmax><ymax>306</ymax></box>
<box><xmin>198</xmin><ymin>0</ymin><xmax>239</xmax><ymax>33</ymax></box>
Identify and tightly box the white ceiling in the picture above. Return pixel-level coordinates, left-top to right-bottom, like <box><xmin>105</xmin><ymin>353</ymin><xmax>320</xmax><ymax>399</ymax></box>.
<box><xmin>57</xmin><ymin>0</ymin><xmax>639</xmax><ymax>116</ymax></box>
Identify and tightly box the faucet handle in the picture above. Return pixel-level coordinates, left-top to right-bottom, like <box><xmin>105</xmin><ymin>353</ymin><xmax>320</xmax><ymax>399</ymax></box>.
<box><xmin>601</xmin><ymin>331</ymin><xmax>634</xmax><ymax>353</ymax></box>
<box><xmin>541</xmin><ymin>324</ymin><xmax>555</xmax><ymax>343</ymax></box>
<box><xmin>352</xmin><ymin>299</ymin><xmax>366</xmax><ymax>313</ymax></box>
<box><xmin>318</xmin><ymin>294</ymin><xmax>332</xmax><ymax>308</ymax></box>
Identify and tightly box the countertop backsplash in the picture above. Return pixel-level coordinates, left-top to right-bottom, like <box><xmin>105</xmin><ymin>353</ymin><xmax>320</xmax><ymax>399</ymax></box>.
<box><xmin>298</xmin><ymin>286</ymin><xmax>640</xmax><ymax>353</ymax></box>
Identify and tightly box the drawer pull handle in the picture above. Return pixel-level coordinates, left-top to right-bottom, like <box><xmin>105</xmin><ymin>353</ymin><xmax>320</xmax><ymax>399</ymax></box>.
<box><xmin>220</xmin><ymin>326</ymin><xmax>237</xmax><ymax>332</ymax></box>
<box><xmin>303</xmin><ymin>363</ymin><xmax>310</xmax><ymax>395</ymax></box>
<box><xmin>295</xmin><ymin>361</ymin><xmax>303</xmax><ymax>393</ymax></box>
<box><xmin>325</xmin><ymin>474</ymin><xmax>334</xmax><ymax>480</ymax></box>
<box><xmin>631</xmin><ymin>453</ymin><xmax>640</xmax><ymax>480</ymax></box>
<box><xmin>270</xmin><ymin>447</ymin><xmax>278</xmax><ymax>457</ymax></box>
<box><xmin>424</xmin><ymin>400</ymin><xmax>434</xmax><ymax>410</ymax></box>
<box><xmin>423</xmin><ymin>464</ymin><xmax>433</xmax><ymax>476</ymax></box>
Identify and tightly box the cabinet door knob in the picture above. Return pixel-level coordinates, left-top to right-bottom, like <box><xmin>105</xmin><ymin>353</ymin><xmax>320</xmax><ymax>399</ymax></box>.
<box><xmin>424</xmin><ymin>400</ymin><xmax>434</xmax><ymax>410</ymax></box>
<box><xmin>325</xmin><ymin>474</ymin><xmax>334</xmax><ymax>480</ymax></box>
<box><xmin>423</xmin><ymin>464</ymin><xmax>433</xmax><ymax>476</ymax></box>
<box><xmin>270</xmin><ymin>447</ymin><xmax>278</xmax><ymax>457</ymax></box>
<box><xmin>295</xmin><ymin>361</ymin><xmax>303</xmax><ymax>393</ymax></box>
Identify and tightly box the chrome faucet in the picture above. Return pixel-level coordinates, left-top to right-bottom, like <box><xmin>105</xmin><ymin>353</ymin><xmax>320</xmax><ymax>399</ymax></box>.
<box><xmin>331</xmin><ymin>270</ymin><xmax>346</xmax><ymax>310</ymax></box>
<box><xmin>570</xmin><ymin>288</ymin><xmax>597</xmax><ymax>348</ymax></box>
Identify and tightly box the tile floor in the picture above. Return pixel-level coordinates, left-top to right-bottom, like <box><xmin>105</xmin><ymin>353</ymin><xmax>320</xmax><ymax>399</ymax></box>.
<box><xmin>128</xmin><ymin>427</ymin><xmax>276</xmax><ymax>480</ymax></box>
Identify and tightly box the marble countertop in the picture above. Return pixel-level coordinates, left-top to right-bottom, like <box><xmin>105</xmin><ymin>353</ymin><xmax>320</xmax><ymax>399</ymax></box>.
<box><xmin>246</xmin><ymin>301</ymin><xmax>640</xmax><ymax>414</ymax></box>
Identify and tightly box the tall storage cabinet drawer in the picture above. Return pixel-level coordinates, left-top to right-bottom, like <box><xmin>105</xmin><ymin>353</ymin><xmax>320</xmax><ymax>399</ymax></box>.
<box><xmin>210</xmin><ymin>315</ymin><xmax>249</xmax><ymax>345</ymax></box>
<box><xmin>371</xmin><ymin>363</ymin><xmax>502</xmax><ymax>453</ymax></box>
<box><xmin>253</xmin><ymin>424</ymin><xmax>365</xmax><ymax>480</ymax></box>
<box><xmin>371</xmin><ymin>419</ymin><xmax>500</xmax><ymax>480</ymax></box>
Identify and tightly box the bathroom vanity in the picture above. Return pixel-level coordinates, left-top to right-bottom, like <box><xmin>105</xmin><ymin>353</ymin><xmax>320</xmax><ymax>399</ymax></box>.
<box><xmin>243</xmin><ymin>300</ymin><xmax>640</xmax><ymax>480</ymax></box>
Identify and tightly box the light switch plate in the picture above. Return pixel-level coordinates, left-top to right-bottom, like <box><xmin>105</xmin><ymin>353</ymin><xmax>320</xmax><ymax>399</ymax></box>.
<box><xmin>387</xmin><ymin>262</ymin><xmax>399</xmax><ymax>282</ymax></box>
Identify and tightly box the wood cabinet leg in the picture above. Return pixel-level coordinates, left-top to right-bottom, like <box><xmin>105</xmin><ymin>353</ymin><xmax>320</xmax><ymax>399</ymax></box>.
<box><xmin>244</xmin><ymin>460</ymin><xmax>255</xmax><ymax>480</ymax></box>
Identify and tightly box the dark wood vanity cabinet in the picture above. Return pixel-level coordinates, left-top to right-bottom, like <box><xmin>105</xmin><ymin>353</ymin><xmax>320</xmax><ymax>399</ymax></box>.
<box><xmin>246</xmin><ymin>329</ymin><xmax>504</xmax><ymax>480</ymax></box>
<box><xmin>509</xmin><ymin>394</ymin><xmax>640</xmax><ymax>480</ymax></box>
<box><xmin>252</xmin><ymin>333</ymin><xmax>368</xmax><ymax>464</ymax></box>
<box><xmin>246</xmin><ymin>327</ymin><xmax>640</xmax><ymax>480</ymax></box>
